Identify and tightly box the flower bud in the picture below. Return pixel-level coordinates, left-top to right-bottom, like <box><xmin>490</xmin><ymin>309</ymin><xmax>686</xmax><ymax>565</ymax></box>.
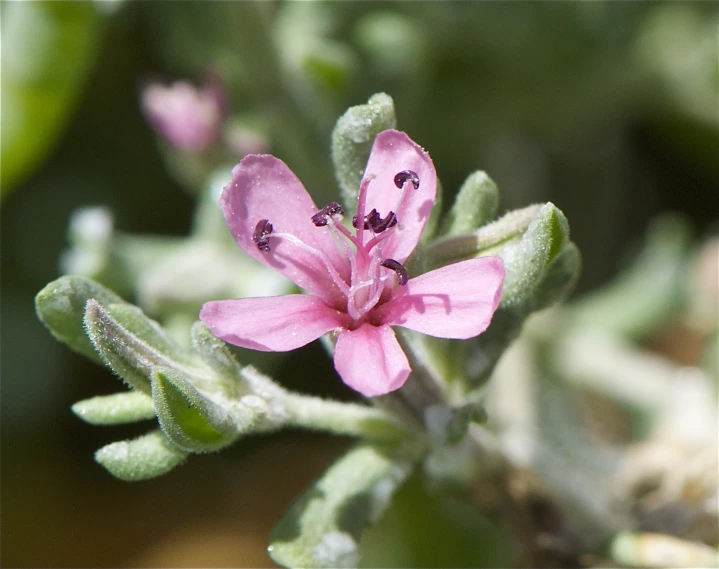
<box><xmin>141</xmin><ymin>79</ymin><xmax>227</xmax><ymax>151</ymax></box>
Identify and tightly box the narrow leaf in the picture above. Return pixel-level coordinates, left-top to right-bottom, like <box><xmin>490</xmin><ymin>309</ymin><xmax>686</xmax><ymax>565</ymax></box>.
<box><xmin>462</xmin><ymin>203</ymin><xmax>578</xmax><ymax>386</ymax></box>
<box><xmin>424</xmin><ymin>204</ymin><xmax>543</xmax><ymax>270</ymax></box>
<box><xmin>530</xmin><ymin>242</ymin><xmax>581</xmax><ymax>312</ymax></box>
<box><xmin>108</xmin><ymin>303</ymin><xmax>197</xmax><ymax>366</ymax></box>
<box><xmin>83</xmin><ymin>299</ymin><xmax>211</xmax><ymax>393</ymax></box>
<box><xmin>440</xmin><ymin>171</ymin><xmax>499</xmax><ymax>237</ymax></box>
<box><xmin>500</xmin><ymin>202</ymin><xmax>569</xmax><ymax>310</ymax></box>
<box><xmin>95</xmin><ymin>430</ymin><xmax>187</xmax><ymax>481</ymax></box>
<box><xmin>269</xmin><ymin>444</ymin><xmax>416</xmax><ymax>569</ymax></box>
<box><xmin>190</xmin><ymin>321</ymin><xmax>243</xmax><ymax>379</ymax></box>
<box><xmin>151</xmin><ymin>367</ymin><xmax>240</xmax><ymax>453</ymax></box>
<box><xmin>35</xmin><ymin>275</ymin><xmax>126</xmax><ymax>363</ymax></box>
<box><xmin>72</xmin><ymin>391</ymin><xmax>155</xmax><ymax>425</ymax></box>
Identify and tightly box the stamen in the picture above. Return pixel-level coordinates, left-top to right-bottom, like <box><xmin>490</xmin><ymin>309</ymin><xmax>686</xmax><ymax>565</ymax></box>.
<box><xmin>352</xmin><ymin>208</ymin><xmax>380</xmax><ymax>230</ymax></box>
<box><xmin>311</xmin><ymin>202</ymin><xmax>344</xmax><ymax>227</ymax></box>
<box><xmin>373</xmin><ymin>211</ymin><xmax>397</xmax><ymax>233</ymax></box>
<box><xmin>354</xmin><ymin>175</ymin><xmax>375</xmax><ymax>247</ymax></box>
<box><xmin>393</xmin><ymin>170</ymin><xmax>420</xmax><ymax>190</ymax></box>
<box><xmin>253</xmin><ymin>219</ymin><xmax>273</xmax><ymax>253</ymax></box>
<box><xmin>364</xmin><ymin>228</ymin><xmax>395</xmax><ymax>253</ymax></box>
<box><xmin>360</xmin><ymin>273</ymin><xmax>395</xmax><ymax>313</ymax></box>
<box><xmin>380</xmin><ymin>258</ymin><xmax>409</xmax><ymax>285</ymax></box>
<box><xmin>352</xmin><ymin>209</ymin><xmax>396</xmax><ymax>233</ymax></box>
<box><xmin>271</xmin><ymin>231</ymin><xmax>350</xmax><ymax>297</ymax></box>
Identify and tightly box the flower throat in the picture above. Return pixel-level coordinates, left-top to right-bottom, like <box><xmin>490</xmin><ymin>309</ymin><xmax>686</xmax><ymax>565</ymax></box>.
<box><xmin>251</xmin><ymin>170</ymin><xmax>420</xmax><ymax>323</ymax></box>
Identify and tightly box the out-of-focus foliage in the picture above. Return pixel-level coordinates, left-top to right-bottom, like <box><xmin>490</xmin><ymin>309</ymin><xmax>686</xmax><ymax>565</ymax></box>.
<box><xmin>1</xmin><ymin>2</ymin><xmax>101</xmax><ymax>196</ymax></box>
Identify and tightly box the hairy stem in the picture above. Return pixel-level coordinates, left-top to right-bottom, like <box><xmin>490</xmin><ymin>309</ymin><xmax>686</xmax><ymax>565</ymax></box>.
<box><xmin>282</xmin><ymin>394</ymin><xmax>412</xmax><ymax>443</ymax></box>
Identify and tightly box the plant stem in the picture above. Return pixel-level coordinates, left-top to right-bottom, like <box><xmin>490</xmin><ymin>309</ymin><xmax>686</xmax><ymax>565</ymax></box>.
<box><xmin>282</xmin><ymin>394</ymin><xmax>412</xmax><ymax>443</ymax></box>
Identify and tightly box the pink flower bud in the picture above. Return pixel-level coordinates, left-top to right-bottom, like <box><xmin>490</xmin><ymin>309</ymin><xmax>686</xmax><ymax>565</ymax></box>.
<box><xmin>141</xmin><ymin>79</ymin><xmax>226</xmax><ymax>152</ymax></box>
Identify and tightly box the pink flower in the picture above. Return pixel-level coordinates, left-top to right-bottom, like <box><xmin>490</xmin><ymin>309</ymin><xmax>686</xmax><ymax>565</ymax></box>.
<box><xmin>141</xmin><ymin>79</ymin><xmax>227</xmax><ymax>151</ymax></box>
<box><xmin>200</xmin><ymin>130</ymin><xmax>505</xmax><ymax>396</ymax></box>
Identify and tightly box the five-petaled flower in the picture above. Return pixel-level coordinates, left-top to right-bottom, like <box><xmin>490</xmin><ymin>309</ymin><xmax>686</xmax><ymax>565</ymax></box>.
<box><xmin>200</xmin><ymin>130</ymin><xmax>505</xmax><ymax>396</ymax></box>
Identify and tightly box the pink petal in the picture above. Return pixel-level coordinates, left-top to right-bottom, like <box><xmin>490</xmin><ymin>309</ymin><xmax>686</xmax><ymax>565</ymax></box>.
<box><xmin>334</xmin><ymin>324</ymin><xmax>410</xmax><ymax>396</ymax></box>
<box><xmin>221</xmin><ymin>155</ymin><xmax>350</xmax><ymax>308</ymax></box>
<box><xmin>361</xmin><ymin>130</ymin><xmax>437</xmax><ymax>264</ymax></box>
<box><xmin>200</xmin><ymin>295</ymin><xmax>348</xmax><ymax>352</ymax></box>
<box><xmin>375</xmin><ymin>257</ymin><xmax>505</xmax><ymax>339</ymax></box>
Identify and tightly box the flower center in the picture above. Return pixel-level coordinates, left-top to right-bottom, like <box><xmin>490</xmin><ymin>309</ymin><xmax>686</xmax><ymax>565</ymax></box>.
<box><xmin>252</xmin><ymin>170</ymin><xmax>420</xmax><ymax>323</ymax></box>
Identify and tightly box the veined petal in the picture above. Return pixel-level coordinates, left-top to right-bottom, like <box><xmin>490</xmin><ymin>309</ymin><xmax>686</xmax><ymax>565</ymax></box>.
<box><xmin>362</xmin><ymin>130</ymin><xmax>437</xmax><ymax>264</ymax></box>
<box><xmin>375</xmin><ymin>257</ymin><xmax>505</xmax><ymax>339</ymax></box>
<box><xmin>334</xmin><ymin>324</ymin><xmax>410</xmax><ymax>396</ymax></box>
<box><xmin>221</xmin><ymin>155</ymin><xmax>350</xmax><ymax>307</ymax></box>
<box><xmin>200</xmin><ymin>295</ymin><xmax>348</xmax><ymax>352</ymax></box>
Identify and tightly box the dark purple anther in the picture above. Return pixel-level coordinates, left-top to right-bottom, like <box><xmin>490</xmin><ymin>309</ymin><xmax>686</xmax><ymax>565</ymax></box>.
<box><xmin>380</xmin><ymin>258</ymin><xmax>408</xmax><ymax>285</ymax></box>
<box><xmin>253</xmin><ymin>219</ymin><xmax>273</xmax><ymax>252</ymax></box>
<box><xmin>353</xmin><ymin>208</ymin><xmax>380</xmax><ymax>230</ymax></box>
<box><xmin>393</xmin><ymin>170</ymin><xmax>420</xmax><ymax>190</ymax></box>
<box><xmin>353</xmin><ymin>209</ymin><xmax>396</xmax><ymax>233</ymax></box>
<box><xmin>373</xmin><ymin>211</ymin><xmax>397</xmax><ymax>233</ymax></box>
<box><xmin>312</xmin><ymin>202</ymin><xmax>344</xmax><ymax>227</ymax></box>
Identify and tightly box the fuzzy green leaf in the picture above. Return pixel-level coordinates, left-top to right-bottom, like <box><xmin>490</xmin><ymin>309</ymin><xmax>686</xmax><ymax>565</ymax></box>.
<box><xmin>1</xmin><ymin>2</ymin><xmax>101</xmax><ymax>195</ymax></box>
<box><xmin>35</xmin><ymin>275</ymin><xmax>126</xmax><ymax>364</ymax></box>
<box><xmin>190</xmin><ymin>322</ymin><xmax>244</xmax><ymax>380</ymax></box>
<box><xmin>530</xmin><ymin>241</ymin><xmax>582</xmax><ymax>312</ymax></box>
<box><xmin>72</xmin><ymin>391</ymin><xmax>155</xmax><ymax>425</ymax></box>
<box><xmin>462</xmin><ymin>203</ymin><xmax>579</xmax><ymax>386</ymax></box>
<box><xmin>150</xmin><ymin>367</ymin><xmax>241</xmax><ymax>453</ymax></box>
<box><xmin>424</xmin><ymin>204</ymin><xmax>543</xmax><ymax>270</ymax></box>
<box><xmin>440</xmin><ymin>171</ymin><xmax>499</xmax><ymax>237</ymax></box>
<box><xmin>269</xmin><ymin>444</ymin><xmax>415</xmax><ymax>569</ymax></box>
<box><xmin>83</xmin><ymin>299</ymin><xmax>211</xmax><ymax>394</ymax></box>
<box><xmin>95</xmin><ymin>430</ymin><xmax>187</xmax><ymax>481</ymax></box>
<box><xmin>500</xmin><ymin>202</ymin><xmax>569</xmax><ymax>309</ymax></box>
<box><xmin>331</xmin><ymin>93</ymin><xmax>396</xmax><ymax>212</ymax></box>
<box><xmin>108</xmin><ymin>304</ymin><xmax>197</xmax><ymax>367</ymax></box>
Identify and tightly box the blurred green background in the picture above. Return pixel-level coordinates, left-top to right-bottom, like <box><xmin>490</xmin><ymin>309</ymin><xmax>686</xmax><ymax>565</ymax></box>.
<box><xmin>2</xmin><ymin>1</ymin><xmax>717</xmax><ymax>567</ymax></box>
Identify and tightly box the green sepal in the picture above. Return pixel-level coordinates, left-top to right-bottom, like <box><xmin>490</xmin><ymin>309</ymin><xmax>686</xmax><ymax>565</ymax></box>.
<box><xmin>268</xmin><ymin>443</ymin><xmax>417</xmax><ymax>569</ymax></box>
<box><xmin>331</xmin><ymin>93</ymin><xmax>396</xmax><ymax>212</ymax></box>
<box><xmin>72</xmin><ymin>391</ymin><xmax>155</xmax><ymax>425</ymax></box>
<box><xmin>94</xmin><ymin>430</ymin><xmax>188</xmax><ymax>481</ymax></box>
<box><xmin>35</xmin><ymin>275</ymin><xmax>126</xmax><ymax>364</ymax></box>
<box><xmin>440</xmin><ymin>171</ymin><xmax>499</xmax><ymax>237</ymax></box>
<box><xmin>150</xmin><ymin>367</ymin><xmax>240</xmax><ymax>453</ymax></box>
<box><xmin>83</xmin><ymin>299</ymin><xmax>210</xmax><ymax>394</ymax></box>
